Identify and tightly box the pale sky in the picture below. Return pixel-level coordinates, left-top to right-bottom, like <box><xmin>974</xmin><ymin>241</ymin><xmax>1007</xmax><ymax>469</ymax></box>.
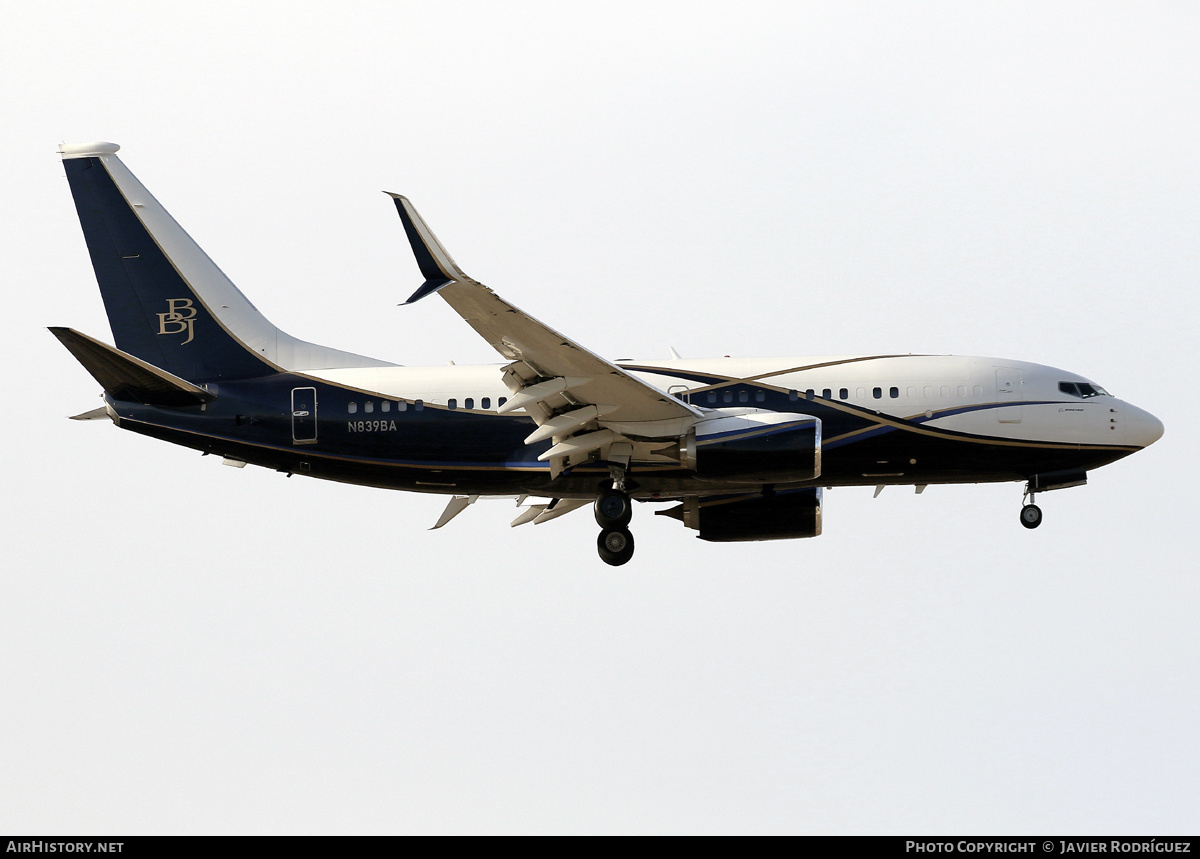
<box><xmin>1</xmin><ymin>0</ymin><xmax>1196</xmax><ymax>834</ymax></box>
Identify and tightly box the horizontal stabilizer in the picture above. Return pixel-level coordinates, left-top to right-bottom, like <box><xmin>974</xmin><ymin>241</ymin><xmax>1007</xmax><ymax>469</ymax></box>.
<box><xmin>49</xmin><ymin>327</ymin><xmax>215</xmax><ymax>407</ymax></box>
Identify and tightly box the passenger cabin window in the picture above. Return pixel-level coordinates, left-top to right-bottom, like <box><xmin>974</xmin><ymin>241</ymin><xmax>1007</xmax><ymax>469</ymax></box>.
<box><xmin>707</xmin><ymin>392</ymin><xmax>717</xmax><ymax>404</ymax></box>
<box><xmin>724</xmin><ymin>391</ymin><xmax>733</xmax><ymax>403</ymax></box>
<box><xmin>755</xmin><ymin>391</ymin><xmax>765</xmax><ymax>403</ymax></box>
<box><xmin>806</xmin><ymin>389</ymin><xmax>815</xmax><ymax>400</ymax></box>
<box><xmin>365</xmin><ymin>401</ymin><xmax>374</xmax><ymax>413</ymax></box>
<box><xmin>448</xmin><ymin>399</ymin><xmax>457</xmax><ymax>410</ymax></box>
<box><xmin>381</xmin><ymin>401</ymin><xmax>390</xmax><ymax>413</ymax></box>
<box><xmin>497</xmin><ymin>397</ymin><xmax>507</xmax><ymax>407</ymax></box>
<box><xmin>872</xmin><ymin>387</ymin><xmax>882</xmax><ymax>399</ymax></box>
<box><xmin>482</xmin><ymin>397</ymin><xmax>491</xmax><ymax>409</ymax></box>
<box><xmin>398</xmin><ymin>401</ymin><xmax>408</xmax><ymax>412</ymax></box>
<box><xmin>890</xmin><ymin>387</ymin><xmax>899</xmax><ymax>398</ymax></box>
<box><xmin>1060</xmin><ymin>381</ymin><xmax>1110</xmax><ymax>399</ymax></box>
<box><xmin>415</xmin><ymin>400</ymin><xmax>424</xmax><ymax>411</ymax></box>
<box><xmin>788</xmin><ymin>390</ymin><xmax>798</xmax><ymax>402</ymax></box>
<box><xmin>465</xmin><ymin>398</ymin><xmax>474</xmax><ymax>409</ymax></box>
<box><xmin>738</xmin><ymin>391</ymin><xmax>749</xmax><ymax>403</ymax></box>
<box><xmin>348</xmin><ymin>402</ymin><xmax>358</xmax><ymax>414</ymax></box>
<box><xmin>838</xmin><ymin>388</ymin><xmax>848</xmax><ymax>400</ymax></box>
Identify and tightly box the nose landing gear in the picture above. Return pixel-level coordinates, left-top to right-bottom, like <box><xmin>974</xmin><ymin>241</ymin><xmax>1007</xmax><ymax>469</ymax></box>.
<box><xmin>1020</xmin><ymin>503</ymin><xmax>1043</xmax><ymax>529</ymax></box>
<box><xmin>1020</xmin><ymin>485</ymin><xmax>1043</xmax><ymax>529</ymax></box>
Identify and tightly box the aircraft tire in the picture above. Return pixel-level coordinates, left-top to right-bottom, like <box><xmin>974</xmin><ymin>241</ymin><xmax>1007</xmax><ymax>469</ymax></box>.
<box><xmin>597</xmin><ymin>527</ymin><xmax>635</xmax><ymax>566</ymax></box>
<box><xmin>595</xmin><ymin>488</ymin><xmax>633</xmax><ymax>529</ymax></box>
<box><xmin>1020</xmin><ymin>503</ymin><xmax>1043</xmax><ymax>529</ymax></box>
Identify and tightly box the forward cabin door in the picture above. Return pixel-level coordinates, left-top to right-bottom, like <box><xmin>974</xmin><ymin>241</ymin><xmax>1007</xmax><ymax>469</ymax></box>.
<box><xmin>292</xmin><ymin>386</ymin><xmax>318</xmax><ymax>443</ymax></box>
<box><xmin>995</xmin><ymin>368</ymin><xmax>1023</xmax><ymax>423</ymax></box>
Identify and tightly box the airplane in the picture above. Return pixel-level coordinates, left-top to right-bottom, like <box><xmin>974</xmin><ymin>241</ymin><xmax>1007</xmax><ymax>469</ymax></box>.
<box><xmin>51</xmin><ymin>142</ymin><xmax>1164</xmax><ymax>566</ymax></box>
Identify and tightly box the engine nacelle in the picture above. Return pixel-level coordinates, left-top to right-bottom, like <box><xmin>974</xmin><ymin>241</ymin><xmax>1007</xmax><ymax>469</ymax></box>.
<box><xmin>680</xmin><ymin>411</ymin><xmax>821</xmax><ymax>483</ymax></box>
<box><xmin>665</xmin><ymin>488</ymin><xmax>823</xmax><ymax>542</ymax></box>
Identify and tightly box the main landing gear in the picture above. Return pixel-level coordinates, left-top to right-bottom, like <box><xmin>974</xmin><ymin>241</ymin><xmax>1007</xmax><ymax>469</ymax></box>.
<box><xmin>1020</xmin><ymin>484</ymin><xmax>1043</xmax><ymax>530</ymax></box>
<box><xmin>595</xmin><ymin>470</ymin><xmax>635</xmax><ymax>566</ymax></box>
<box><xmin>597</xmin><ymin>526</ymin><xmax>635</xmax><ymax>566</ymax></box>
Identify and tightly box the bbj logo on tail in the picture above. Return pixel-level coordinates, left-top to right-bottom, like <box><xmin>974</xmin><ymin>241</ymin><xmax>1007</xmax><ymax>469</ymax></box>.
<box><xmin>156</xmin><ymin>298</ymin><xmax>196</xmax><ymax>344</ymax></box>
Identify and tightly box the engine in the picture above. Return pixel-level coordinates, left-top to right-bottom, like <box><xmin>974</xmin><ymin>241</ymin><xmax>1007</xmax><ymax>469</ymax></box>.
<box><xmin>680</xmin><ymin>411</ymin><xmax>821</xmax><ymax>483</ymax></box>
<box><xmin>661</xmin><ymin>488</ymin><xmax>824</xmax><ymax>542</ymax></box>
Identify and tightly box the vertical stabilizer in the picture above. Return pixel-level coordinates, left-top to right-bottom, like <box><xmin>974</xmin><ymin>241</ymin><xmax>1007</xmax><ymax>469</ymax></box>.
<box><xmin>59</xmin><ymin>143</ymin><xmax>393</xmax><ymax>381</ymax></box>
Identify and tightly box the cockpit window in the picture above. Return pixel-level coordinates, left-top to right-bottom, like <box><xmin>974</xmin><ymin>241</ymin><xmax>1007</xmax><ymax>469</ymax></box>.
<box><xmin>1059</xmin><ymin>381</ymin><xmax>1111</xmax><ymax>399</ymax></box>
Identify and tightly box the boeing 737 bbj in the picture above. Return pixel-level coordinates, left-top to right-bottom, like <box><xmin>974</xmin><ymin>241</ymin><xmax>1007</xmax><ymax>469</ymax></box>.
<box><xmin>52</xmin><ymin>143</ymin><xmax>1164</xmax><ymax>565</ymax></box>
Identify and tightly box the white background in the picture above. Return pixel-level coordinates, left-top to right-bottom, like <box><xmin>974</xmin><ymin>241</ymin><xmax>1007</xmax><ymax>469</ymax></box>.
<box><xmin>1</xmin><ymin>0</ymin><xmax>1195</xmax><ymax>834</ymax></box>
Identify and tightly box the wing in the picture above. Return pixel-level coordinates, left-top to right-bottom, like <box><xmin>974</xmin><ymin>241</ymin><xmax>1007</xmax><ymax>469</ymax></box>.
<box><xmin>388</xmin><ymin>193</ymin><xmax>702</xmax><ymax>477</ymax></box>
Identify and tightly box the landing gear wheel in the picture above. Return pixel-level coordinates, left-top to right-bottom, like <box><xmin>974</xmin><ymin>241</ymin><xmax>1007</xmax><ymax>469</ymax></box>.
<box><xmin>1020</xmin><ymin>503</ymin><xmax>1043</xmax><ymax>529</ymax></box>
<box><xmin>597</xmin><ymin>527</ymin><xmax>635</xmax><ymax>566</ymax></box>
<box><xmin>595</xmin><ymin>487</ymin><xmax>633</xmax><ymax>529</ymax></box>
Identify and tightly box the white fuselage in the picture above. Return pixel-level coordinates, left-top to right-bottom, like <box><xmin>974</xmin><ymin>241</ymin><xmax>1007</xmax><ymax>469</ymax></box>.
<box><xmin>310</xmin><ymin>353</ymin><xmax>1163</xmax><ymax>452</ymax></box>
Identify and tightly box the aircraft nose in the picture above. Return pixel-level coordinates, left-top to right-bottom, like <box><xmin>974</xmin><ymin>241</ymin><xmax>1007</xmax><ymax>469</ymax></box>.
<box><xmin>1125</xmin><ymin>404</ymin><xmax>1164</xmax><ymax>448</ymax></box>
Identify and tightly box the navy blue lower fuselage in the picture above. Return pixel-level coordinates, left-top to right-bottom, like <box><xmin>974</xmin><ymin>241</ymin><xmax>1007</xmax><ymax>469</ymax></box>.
<box><xmin>106</xmin><ymin>372</ymin><xmax>1132</xmax><ymax>498</ymax></box>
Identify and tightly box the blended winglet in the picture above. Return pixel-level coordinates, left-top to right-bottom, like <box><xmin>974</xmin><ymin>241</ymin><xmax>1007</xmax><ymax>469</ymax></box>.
<box><xmin>386</xmin><ymin>193</ymin><xmax>474</xmax><ymax>304</ymax></box>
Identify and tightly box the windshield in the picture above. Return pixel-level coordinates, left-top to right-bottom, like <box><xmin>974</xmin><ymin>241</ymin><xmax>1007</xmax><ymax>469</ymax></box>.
<box><xmin>1059</xmin><ymin>381</ymin><xmax>1111</xmax><ymax>399</ymax></box>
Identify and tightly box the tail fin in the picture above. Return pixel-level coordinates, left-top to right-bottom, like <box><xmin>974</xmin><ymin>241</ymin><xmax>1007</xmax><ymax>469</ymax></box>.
<box><xmin>59</xmin><ymin>143</ymin><xmax>393</xmax><ymax>381</ymax></box>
